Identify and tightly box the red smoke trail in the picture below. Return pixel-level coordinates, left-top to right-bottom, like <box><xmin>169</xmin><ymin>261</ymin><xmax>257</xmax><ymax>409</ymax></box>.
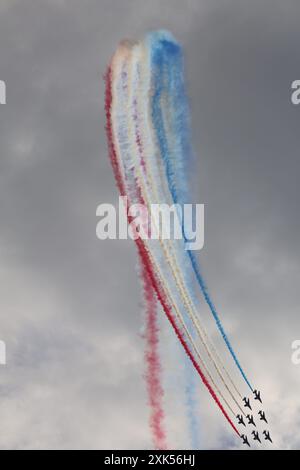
<box><xmin>136</xmin><ymin>238</ymin><xmax>240</xmax><ymax>437</ymax></box>
<box><xmin>141</xmin><ymin>262</ymin><xmax>168</xmax><ymax>450</ymax></box>
<box><xmin>106</xmin><ymin>66</ymin><xmax>168</xmax><ymax>448</ymax></box>
<box><xmin>104</xmin><ymin>66</ymin><xmax>240</xmax><ymax>438</ymax></box>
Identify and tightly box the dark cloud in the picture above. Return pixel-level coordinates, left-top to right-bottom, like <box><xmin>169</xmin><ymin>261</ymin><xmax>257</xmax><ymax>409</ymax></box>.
<box><xmin>0</xmin><ymin>0</ymin><xmax>299</xmax><ymax>449</ymax></box>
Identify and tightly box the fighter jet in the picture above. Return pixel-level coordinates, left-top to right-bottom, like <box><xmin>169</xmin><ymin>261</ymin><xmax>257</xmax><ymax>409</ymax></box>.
<box><xmin>258</xmin><ymin>410</ymin><xmax>268</xmax><ymax>424</ymax></box>
<box><xmin>252</xmin><ymin>430</ymin><xmax>261</xmax><ymax>443</ymax></box>
<box><xmin>246</xmin><ymin>414</ymin><xmax>256</xmax><ymax>427</ymax></box>
<box><xmin>243</xmin><ymin>397</ymin><xmax>252</xmax><ymax>410</ymax></box>
<box><xmin>241</xmin><ymin>434</ymin><xmax>250</xmax><ymax>448</ymax></box>
<box><xmin>263</xmin><ymin>430</ymin><xmax>273</xmax><ymax>443</ymax></box>
<box><xmin>253</xmin><ymin>389</ymin><xmax>262</xmax><ymax>403</ymax></box>
<box><xmin>236</xmin><ymin>414</ymin><xmax>246</xmax><ymax>427</ymax></box>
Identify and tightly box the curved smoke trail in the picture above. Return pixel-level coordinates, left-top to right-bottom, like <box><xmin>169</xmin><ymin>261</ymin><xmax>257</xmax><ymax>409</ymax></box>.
<box><xmin>147</xmin><ymin>30</ymin><xmax>253</xmax><ymax>392</ymax></box>
<box><xmin>103</xmin><ymin>32</ymin><xmax>261</xmax><ymax>446</ymax></box>
<box><xmin>127</xmin><ymin>39</ymin><xmax>246</xmax><ymax>414</ymax></box>
<box><xmin>105</xmin><ymin>48</ymin><xmax>241</xmax><ymax>439</ymax></box>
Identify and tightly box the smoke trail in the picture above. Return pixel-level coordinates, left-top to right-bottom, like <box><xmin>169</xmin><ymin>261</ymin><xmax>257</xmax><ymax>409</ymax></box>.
<box><xmin>184</xmin><ymin>357</ymin><xmax>201</xmax><ymax>449</ymax></box>
<box><xmin>140</xmin><ymin>261</ymin><xmax>168</xmax><ymax>450</ymax></box>
<box><xmin>129</xmin><ymin>43</ymin><xmax>245</xmax><ymax>414</ymax></box>
<box><xmin>136</xmin><ymin>237</ymin><xmax>240</xmax><ymax>437</ymax></box>
<box><xmin>104</xmin><ymin>59</ymin><xmax>241</xmax><ymax>437</ymax></box>
<box><xmin>129</xmin><ymin>47</ymin><xmax>201</xmax><ymax>445</ymax></box>
<box><xmin>188</xmin><ymin>252</ymin><xmax>253</xmax><ymax>391</ymax></box>
<box><xmin>147</xmin><ymin>30</ymin><xmax>253</xmax><ymax>392</ymax></box>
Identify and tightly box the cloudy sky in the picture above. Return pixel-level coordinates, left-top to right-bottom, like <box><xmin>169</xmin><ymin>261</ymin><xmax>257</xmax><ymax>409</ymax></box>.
<box><xmin>0</xmin><ymin>0</ymin><xmax>299</xmax><ymax>449</ymax></box>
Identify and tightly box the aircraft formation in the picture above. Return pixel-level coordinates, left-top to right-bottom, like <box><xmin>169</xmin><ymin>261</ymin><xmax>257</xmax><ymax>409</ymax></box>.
<box><xmin>106</xmin><ymin>30</ymin><xmax>274</xmax><ymax>449</ymax></box>
<box><xmin>239</xmin><ymin>390</ymin><xmax>273</xmax><ymax>448</ymax></box>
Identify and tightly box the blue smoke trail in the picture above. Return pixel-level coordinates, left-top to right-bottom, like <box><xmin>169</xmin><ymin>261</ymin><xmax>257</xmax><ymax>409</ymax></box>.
<box><xmin>147</xmin><ymin>30</ymin><xmax>253</xmax><ymax>393</ymax></box>
<box><xmin>184</xmin><ymin>353</ymin><xmax>201</xmax><ymax>449</ymax></box>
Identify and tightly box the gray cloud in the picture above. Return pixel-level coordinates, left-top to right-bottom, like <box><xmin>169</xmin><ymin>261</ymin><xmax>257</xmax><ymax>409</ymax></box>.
<box><xmin>0</xmin><ymin>0</ymin><xmax>299</xmax><ymax>449</ymax></box>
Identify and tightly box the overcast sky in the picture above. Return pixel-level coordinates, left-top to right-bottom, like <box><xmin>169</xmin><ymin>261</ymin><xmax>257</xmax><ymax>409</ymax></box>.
<box><xmin>0</xmin><ymin>0</ymin><xmax>299</xmax><ymax>449</ymax></box>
